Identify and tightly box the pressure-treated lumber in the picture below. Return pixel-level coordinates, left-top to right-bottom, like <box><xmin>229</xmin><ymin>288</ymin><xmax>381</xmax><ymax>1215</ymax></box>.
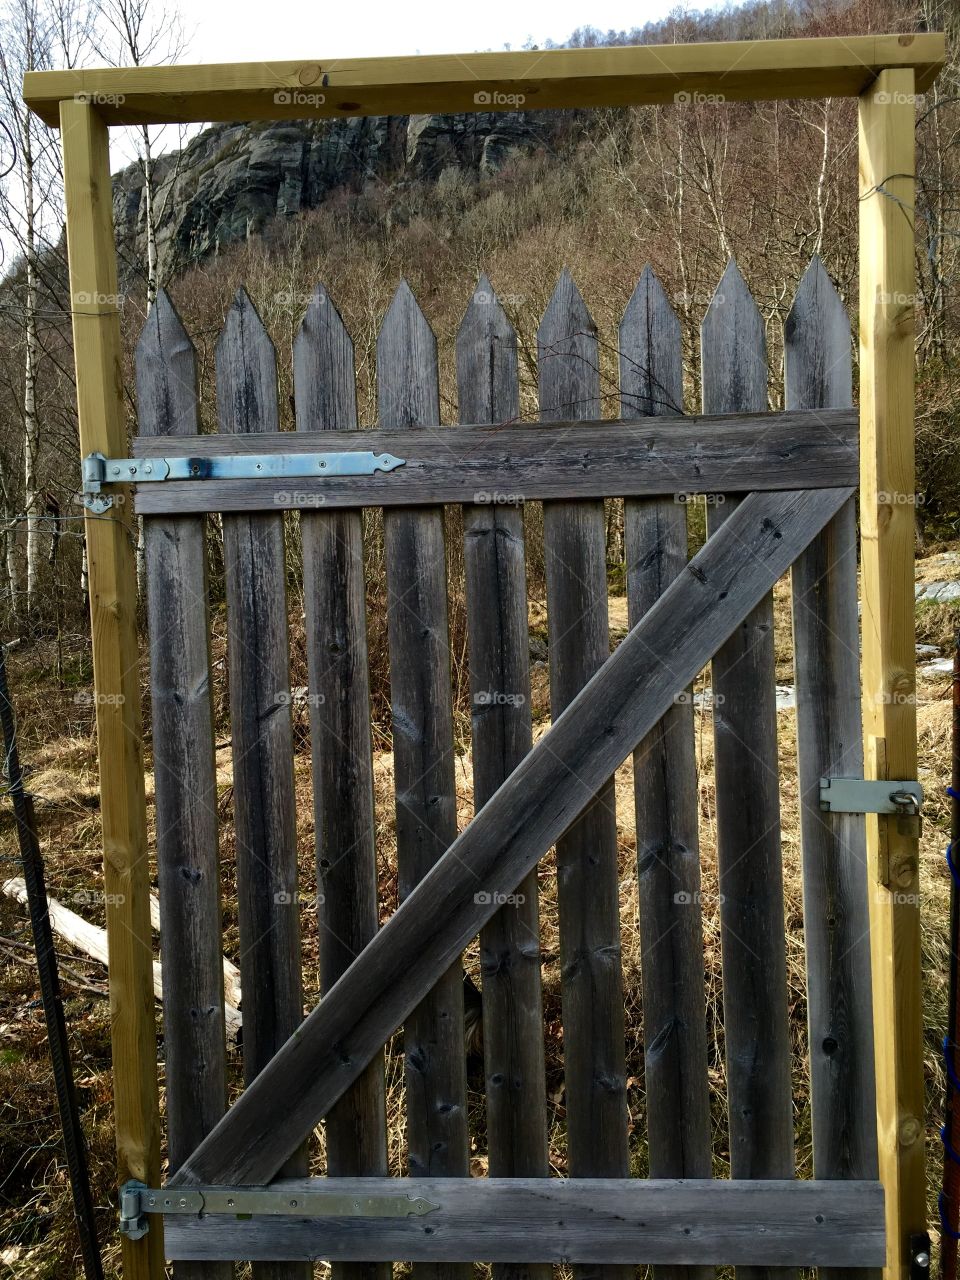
<box><xmin>128</xmin><ymin>410</ymin><xmax>859</xmax><ymax>514</ymax></box>
<box><xmin>538</xmin><ymin>272</ymin><xmax>629</xmax><ymax>1275</ymax></box>
<box><xmin>379</xmin><ymin>282</ymin><xmax>469</xmax><ymax>1280</ymax></box>
<box><xmin>294</xmin><ymin>284</ymin><xmax>389</xmax><ymax>1280</ymax></box>
<box><xmin>859</xmin><ymin>68</ymin><xmax>926</xmax><ymax>1280</ymax></box>
<box><xmin>170</xmin><ymin>483</ymin><xmax>852</xmax><ymax>1189</ymax></box>
<box><xmin>786</xmin><ymin>257</ymin><xmax>879</xmax><ymax>1280</ymax></box>
<box><xmin>162</xmin><ymin>1177</ymin><xmax>886</xmax><ymax>1266</ymax></box>
<box><xmin>702</xmin><ymin>261</ymin><xmax>795</xmax><ymax>1280</ymax></box>
<box><xmin>620</xmin><ymin>266</ymin><xmax>712</xmax><ymax>1280</ymax></box>
<box><xmin>58</xmin><ymin>97</ymin><xmax>165</xmax><ymax>1280</ymax></box>
<box><xmin>457</xmin><ymin>277</ymin><xmax>549</xmax><ymax>1280</ymax></box>
<box><xmin>216</xmin><ymin>290</ymin><xmax>309</xmax><ymax>1280</ymax></box>
<box><xmin>23</xmin><ymin>33</ymin><xmax>945</xmax><ymax>126</ymax></box>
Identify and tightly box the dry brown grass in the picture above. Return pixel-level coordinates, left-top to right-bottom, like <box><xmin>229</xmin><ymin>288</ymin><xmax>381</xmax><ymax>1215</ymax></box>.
<box><xmin>0</xmin><ymin>542</ymin><xmax>957</xmax><ymax>1277</ymax></box>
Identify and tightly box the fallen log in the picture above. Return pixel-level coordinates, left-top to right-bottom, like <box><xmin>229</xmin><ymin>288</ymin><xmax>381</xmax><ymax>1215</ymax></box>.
<box><xmin>2</xmin><ymin>877</ymin><xmax>241</xmax><ymax>1041</ymax></box>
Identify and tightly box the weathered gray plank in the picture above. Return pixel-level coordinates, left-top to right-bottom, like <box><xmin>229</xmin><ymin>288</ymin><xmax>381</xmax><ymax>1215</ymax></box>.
<box><xmin>163</xmin><ymin>1177</ymin><xmax>885</xmax><ymax>1267</ymax></box>
<box><xmin>457</xmin><ymin>277</ymin><xmax>549</xmax><ymax>1280</ymax></box>
<box><xmin>701</xmin><ymin>261</ymin><xmax>794</xmax><ymax>1280</ymax></box>
<box><xmin>378</xmin><ymin>281</ymin><xmax>469</xmax><ymax>1280</ymax></box>
<box><xmin>785</xmin><ymin>256</ymin><xmax>879</xmax><ymax>1280</ymax></box>
<box><xmin>130</xmin><ymin>410</ymin><xmax>859</xmax><ymax>514</ymax></box>
<box><xmin>293</xmin><ymin>284</ymin><xmax>390</xmax><ymax>1280</ymax></box>
<box><xmin>216</xmin><ymin>288</ymin><xmax>309</xmax><ymax>1280</ymax></box>
<box><xmin>171</xmin><ymin>483</ymin><xmax>853</xmax><ymax>1190</ymax></box>
<box><xmin>138</xmin><ymin>290</ymin><xmax>232</xmax><ymax>1280</ymax></box>
<box><xmin>538</xmin><ymin>270</ymin><xmax>628</xmax><ymax>1280</ymax></box>
<box><xmin>620</xmin><ymin>267</ymin><xmax>712</xmax><ymax>1280</ymax></box>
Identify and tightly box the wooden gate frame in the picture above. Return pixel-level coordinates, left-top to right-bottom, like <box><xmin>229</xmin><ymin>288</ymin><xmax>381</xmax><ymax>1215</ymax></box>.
<box><xmin>22</xmin><ymin>31</ymin><xmax>947</xmax><ymax>1280</ymax></box>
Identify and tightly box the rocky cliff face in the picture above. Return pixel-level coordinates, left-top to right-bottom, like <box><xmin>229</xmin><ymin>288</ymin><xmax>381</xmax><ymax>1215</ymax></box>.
<box><xmin>113</xmin><ymin>111</ymin><xmax>560</xmax><ymax>277</ymax></box>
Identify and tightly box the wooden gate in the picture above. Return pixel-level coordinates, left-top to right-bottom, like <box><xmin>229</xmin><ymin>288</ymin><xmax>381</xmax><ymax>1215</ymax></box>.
<box><xmin>115</xmin><ymin>252</ymin><xmax>887</xmax><ymax>1272</ymax></box>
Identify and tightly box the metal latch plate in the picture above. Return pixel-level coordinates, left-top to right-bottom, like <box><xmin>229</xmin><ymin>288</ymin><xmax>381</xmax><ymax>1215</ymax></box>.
<box><xmin>120</xmin><ymin>1181</ymin><xmax>438</xmax><ymax>1237</ymax></box>
<box><xmin>819</xmin><ymin>777</ymin><xmax>923</xmax><ymax>815</ymax></box>
<box><xmin>83</xmin><ymin>449</ymin><xmax>405</xmax><ymax>513</ymax></box>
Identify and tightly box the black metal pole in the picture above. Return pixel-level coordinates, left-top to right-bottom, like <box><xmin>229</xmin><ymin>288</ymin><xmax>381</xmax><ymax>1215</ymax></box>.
<box><xmin>0</xmin><ymin>643</ymin><xmax>104</xmax><ymax>1280</ymax></box>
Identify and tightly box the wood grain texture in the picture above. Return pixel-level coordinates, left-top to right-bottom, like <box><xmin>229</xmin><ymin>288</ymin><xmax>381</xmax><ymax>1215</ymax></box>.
<box><xmin>138</xmin><ymin>291</ymin><xmax>231</xmax><ymax>1280</ymax></box>
<box><xmin>379</xmin><ymin>281</ymin><xmax>469</xmax><ymax>1280</ymax></box>
<box><xmin>216</xmin><ymin>288</ymin><xmax>309</xmax><ymax>1280</ymax></box>
<box><xmin>701</xmin><ymin>261</ymin><xmax>795</xmax><ymax>1280</ymax></box>
<box><xmin>859</xmin><ymin>70</ymin><xmax>926</xmax><ymax>1280</ymax></box>
<box><xmin>162</xmin><ymin>1177</ymin><xmax>885</xmax><ymax>1267</ymax></box>
<box><xmin>457</xmin><ymin>278</ymin><xmax>549</xmax><ymax>1280</ymax></box>
<box><xmin>294</xmin><ymin>284</ymin><xmax>389</xmax><ymax>1280</ymax></box>
<box><xmin>620</xmin><ymin>267</ymin><xmax>712</xmax><ymax>1280</ymax></box>
<box><xmin>59</xmin><ymin>98</ymin><xmax>165</xmax><ymax>1280</ymax></box>
<box><xmin>25</xmin><ymin>33</ymin><xmax>946</xmax><ymax>126</ymax></box>
<box><xmin>785</xmin><ymin>256</ymin><xmax>879</xmax><ymax>1280</ymax></box>
<box><xmin>538</xmin><ymin>273</ymin><xmax>629</xmax><ymax>1269</ymax></box>
<box><xmin>170</xmin><ymin>484</ymin><xmax>852</xmax><ymax>1190</ymax></box>
<box><xmin>129</xmin><ymin>410</ymin><xmax>859</xmax><ymax>514</ymax></box>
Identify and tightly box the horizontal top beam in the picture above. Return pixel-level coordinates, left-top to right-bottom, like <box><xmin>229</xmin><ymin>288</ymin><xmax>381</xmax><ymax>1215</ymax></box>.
<box><xmin>24</xmin><ymin>33</ymin><xmax>945</xmax><ymax>127</ymax></box>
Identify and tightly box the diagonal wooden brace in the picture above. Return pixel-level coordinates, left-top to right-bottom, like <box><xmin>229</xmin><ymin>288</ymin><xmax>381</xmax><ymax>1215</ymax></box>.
<box><xmin>171</xmin><ymin>484</ymin><xmax>853</xmax><ymax>1188</ymax></box>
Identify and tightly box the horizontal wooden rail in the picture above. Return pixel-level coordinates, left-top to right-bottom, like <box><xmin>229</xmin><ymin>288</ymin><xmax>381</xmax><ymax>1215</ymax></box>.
<box><xmin>162</xmin><ymin>1177</ymin><xmax>885</xmax><ymax>1266</ymax></box>
<box><xmin>128</xmin><ymin>410</ymin><xmax>857</xmax><ymax>513</ymax></box>
<box><xmin>24</xmin><ymin>34</ymin><xmax>945</xmax><ymax>126</ymax></box>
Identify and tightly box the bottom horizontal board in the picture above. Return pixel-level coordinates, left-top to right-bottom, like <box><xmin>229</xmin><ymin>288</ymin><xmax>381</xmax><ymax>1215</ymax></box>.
<box><xmin>163</xmin><ymin>1177</ymin><xmax>884</xmax><ymax>1265</ymax></box>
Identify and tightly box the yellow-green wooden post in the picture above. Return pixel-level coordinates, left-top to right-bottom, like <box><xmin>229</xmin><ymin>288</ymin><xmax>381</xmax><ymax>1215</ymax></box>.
<box><xmin>59</xmin><ymin>97</ymin><xmax>164</xmax><ymax>1280</ymax></box>
<box><xmin>859</xmin><ymin>66</ymin><xmax>926</xmax><ymax>1280</ymax></box>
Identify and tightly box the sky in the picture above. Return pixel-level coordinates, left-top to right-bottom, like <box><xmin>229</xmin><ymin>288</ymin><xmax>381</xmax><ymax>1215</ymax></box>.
<box><xmin>100</xmin><ymin>0</ymin><xmax>732</xmax><ymax>168</ymax></box>
<box><xmin>177</xmin><ymin>0</ymin><xmax>722</xmax><ymax>64</ymax></box>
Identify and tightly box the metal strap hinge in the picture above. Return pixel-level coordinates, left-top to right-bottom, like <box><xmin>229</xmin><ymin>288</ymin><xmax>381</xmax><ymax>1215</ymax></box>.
<box><xmin>819</xmin><ymin>776</ymin><xmax>923</xmax><ymax>816</ymax></box>
<box><xmin>119</xmin><ymin>1180</ymin><xmax>439</xmax><ymax>1238</ymax></box>
<box><xmin>82</xmin><ymin>449</ymin><xmax>406</xmax><ymax>513</ymax></box>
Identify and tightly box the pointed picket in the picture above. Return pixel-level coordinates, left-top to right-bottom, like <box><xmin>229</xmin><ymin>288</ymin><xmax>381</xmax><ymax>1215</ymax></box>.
<box><xmin>620</xmin><ymin>265</ymin><xmax>683</xmax><ymax>417</ymax></box>
<box><xmin>621</xmin><ymin>267</ymin><xmax>712</xmax><ymax>1280</ymax></box>
<box><xmin>216</xmin><ymin>287</ymin><xmax>281</xmax><ymax>434</ymax></box>
<box><xmin>293</xmin><ymin>283</ymin><xmax>359</xmax><ymax>430</ymax></box>
<box><xmin>457</xmin><ymin>277</ymin><xmax>548</xmax><ymax>1280</ymax></box>
<box><xmin>539</xmin><ymin>272</ymin><xmax>629</xmax><ymax>1278</ymax></box>
<box><xmin>787</xmin><ymin>259</ymin><xmax>879</xmax><ymax>1262</ymax></box>
<box><xmin>701</xmin><ymin>258</ymin><xmax>767</xmax><ymax>416</ymax></box>
<box><xmin>294</xmin><ymin>287</ymin><xmax>388</xmax><ymax>1280</ymax></box>
<box><xmin>377</xmin><ymin>279</ymin><xmax>441</xmax><ymax>429</ymax></box>
<box><xmin>702</xmin><ymin>261</ymin><xmax>795</xmax><ymax>1280</ymax></box>
<box><xmin>379</xmin><ymin>282</ymin><xmax>469</xmax><ymax>1280</ymax></box>
<box><xmin>139</xmin><ymin>294</ymin><xmax>232</xmax><ymax>1280</ymax></box>
<box><xmin>216</xmin><ymin>289</ymin><xmax>309</xmax><ymax>1280</ymax></box>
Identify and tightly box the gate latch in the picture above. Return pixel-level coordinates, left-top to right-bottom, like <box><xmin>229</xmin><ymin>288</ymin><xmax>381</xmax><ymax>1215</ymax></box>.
<box><xmin>119</xmin><ymin>1181</ymin><xmax>439</xmax><ymax>1238</ymax></box>
<box><xmin>819</xmin><ymin>777</ymin><xmax>923</xmax><ymax>831</ymax></box>
<box><xmin>82</xmin><ymin>449</ymin><xmax>406</xmax><ymax>514</ymax></box>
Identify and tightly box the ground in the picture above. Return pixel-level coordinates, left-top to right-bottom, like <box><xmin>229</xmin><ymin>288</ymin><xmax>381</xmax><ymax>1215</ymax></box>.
<box><xmin>0</xmin><ymin>540</ymin><xmax>958</xmax><ymax>1278</ymax></box>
